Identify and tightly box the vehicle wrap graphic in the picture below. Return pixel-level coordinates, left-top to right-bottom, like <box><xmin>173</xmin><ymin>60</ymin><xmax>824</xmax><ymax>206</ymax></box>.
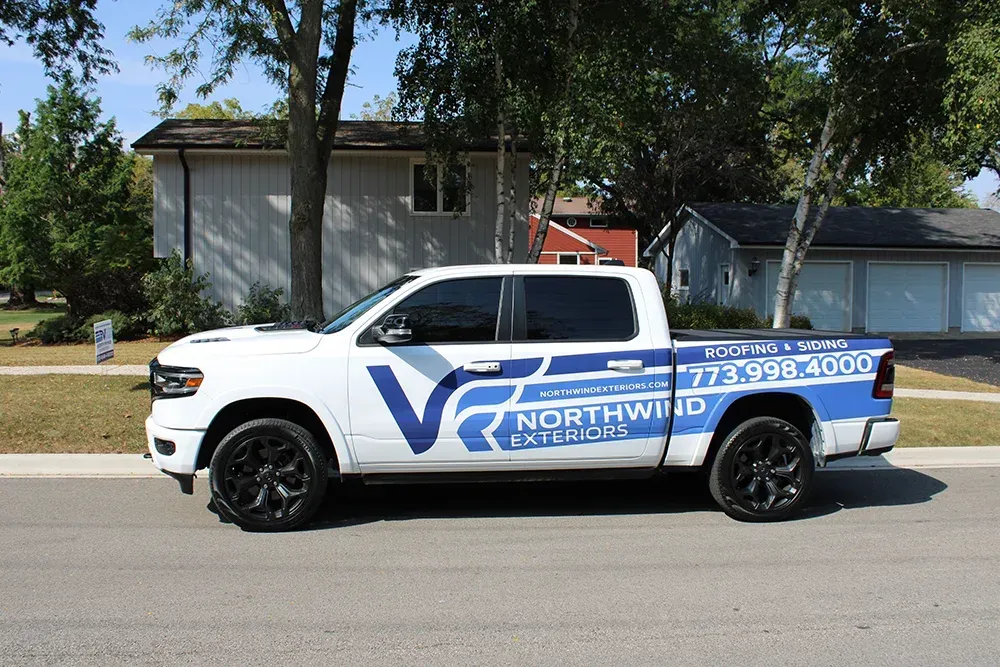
<box><xmin>368</xmin><ymin>338</ymin><xmax>892</xmax><ymax>455</ymax></box>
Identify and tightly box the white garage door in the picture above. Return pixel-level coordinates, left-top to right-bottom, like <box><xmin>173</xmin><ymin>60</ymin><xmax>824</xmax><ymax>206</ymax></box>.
<box><xmin>867</xmin><ymin>263</ymin><xmax>947</xmax><ymax>332</ymax></box>
<box><xmin>767</xmin><ymin>261</ymin><xmax>852</xmax><ymax>331</ymax></box>
<box><xmin>963</xmin><ymin>264</ymin><xmax>1000</xmax><ymax>332</ymax></box>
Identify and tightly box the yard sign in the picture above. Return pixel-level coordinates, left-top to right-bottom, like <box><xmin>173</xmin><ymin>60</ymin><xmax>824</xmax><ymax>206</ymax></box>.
<box><xmin>94</xmin><ymin>319</ymin><xmax>114</xmax><ymax>364</ymax></box>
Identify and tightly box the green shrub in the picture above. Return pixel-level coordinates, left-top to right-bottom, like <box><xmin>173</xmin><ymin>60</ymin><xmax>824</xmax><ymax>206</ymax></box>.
<box><xmin>763</xmin><ymin>314</ymin><xmax>815</xmax><ymax>330</ymax></box>
<box><xmin>142</xmin><ymin>250</ymin><xmax>233</xmax><ymax>336</ymax></box>
<box><xmin>236</xmin><ymin>282</ymin><xmax>291</xmax><ymax>325</ymax></box>
<box><xmin>666</xmin><ymin>298</ymin><xmax>765</xmax><ymax>330</ymax></box>
<box><xmin>75</xmin><ymin>311</ymin><xmax>149</xmax><ymax>342</ymax></box>
<box><xmin>28</xmin><ymin>315</ymin><xmax>88</xmax><ymax>344</ymax></box>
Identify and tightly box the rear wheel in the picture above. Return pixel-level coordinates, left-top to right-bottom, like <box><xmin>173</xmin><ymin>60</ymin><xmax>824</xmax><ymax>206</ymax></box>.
<box><xmin>708</xmin><ymin>416</ymin><xmax>813</xmax><ymax>522</ymax></box>
<box><xmin>209</xmin><ymin>418</ymin><xmax>328</xmax><ymax>532</ymax></box>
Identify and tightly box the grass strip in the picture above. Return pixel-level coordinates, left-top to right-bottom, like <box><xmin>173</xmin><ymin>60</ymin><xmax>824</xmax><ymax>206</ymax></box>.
<box><xmin>891</xmin><ymin>397</ymin><xmax>1000</xmax><ymax>447</ymax></box>
<box><xmin>0</xmin><ymin>376</ymin><xmax>149</xmax><ymax>454</ymax></box>
<box><xmin>0</xmin><ymin>340</ymin><xmax>169</xmax><ymax>366</ymax></box>
<box><xmin>894</xmin><ymin>365</ymin><xmax>1000</xmax><ymax>394</ymax></box>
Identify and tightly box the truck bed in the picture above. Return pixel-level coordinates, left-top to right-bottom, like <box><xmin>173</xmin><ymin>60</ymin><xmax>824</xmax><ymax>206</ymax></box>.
<box><xmin>670</xmin><ymin>328</ymin><xmax>878</xmax><ymax>342</ymax></box>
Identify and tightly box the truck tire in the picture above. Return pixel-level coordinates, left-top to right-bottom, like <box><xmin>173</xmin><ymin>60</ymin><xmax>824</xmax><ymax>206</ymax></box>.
<box><xmin>209</xmin><ymin>418</ymin><xmax>328</xmax><ymax>532</ymax></box>
<box><xmin>708</xmin><ymin>416</ymin><xmax>814</xmax><ymax>522</ymax></box>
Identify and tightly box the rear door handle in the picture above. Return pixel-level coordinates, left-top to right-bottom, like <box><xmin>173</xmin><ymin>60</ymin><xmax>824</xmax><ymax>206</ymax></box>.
<box><xmin>464</xmin><ymin>361</ymin><xmax>502</xmax><ymax>374</ymax></box>
<box><xmin>607</xmin><ymin>359</ymin><xmax>644</xmax><ymax>371</ymax></box>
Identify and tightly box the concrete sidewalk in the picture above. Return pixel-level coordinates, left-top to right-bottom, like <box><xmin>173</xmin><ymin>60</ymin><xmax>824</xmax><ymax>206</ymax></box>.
<box><xmin>894</xmin><ymin>387</ymin><xmax>1000</xmax><ymax>403</ymax></box>
<box><xmin>2</xmin><ymin>447</ymin><xmax>999</xmax><ymax>478</ymax></box>
<box><xmin>0</xmin><ymin>365</ymin><xmax>148</xmax><ymax>376</ymax></box>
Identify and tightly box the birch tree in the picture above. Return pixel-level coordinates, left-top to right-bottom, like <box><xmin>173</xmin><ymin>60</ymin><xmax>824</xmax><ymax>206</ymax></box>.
<box><xmin>769</xmin><ymin>0</ymin><xmax>965</xmax><ymax>327</ymax></box>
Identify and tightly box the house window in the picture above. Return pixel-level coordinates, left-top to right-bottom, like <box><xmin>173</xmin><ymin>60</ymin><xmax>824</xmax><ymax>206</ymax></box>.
<box><xmin>558</xmin><ymin>253</ymin><xmax>579</xmax><ymax>265</ymax></box>
<box><xmin>565</xmin><ymin>217</ymin><xmax>578</xmax><ymax>227</ymax></box>
<box><xmin>679</xmin><ymin>269</ymin><xmax>690</xmax><ymax>287</ymax></box>
<box><xmin>411</xmin><ymin>162</ymin><xmax>468</xmax><ymax>214</ymax></box>
<box><xmin>589</xmin><ymin>218</ymin><xmax>608</xmax><ymax>228</ymax></box>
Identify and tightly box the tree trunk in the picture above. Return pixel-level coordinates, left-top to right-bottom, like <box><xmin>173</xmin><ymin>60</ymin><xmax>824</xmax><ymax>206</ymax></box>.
<box><xmin>493</xmin><ymin>45</ymin><xmax>507</xmax><ymax>263</ymax></box>
<box><xmin>506</xmin><ymin>133</ymin><xmax>519</xmax><ymax>264</ymax></box>
<box><xmin>793</xmin><ymin>135</ymin><xmax>862</xmax><ymax>270</ymax></box>
<box><xmin>772</xmin><ymin>109</ymin><xmax>836</xmax><ymax>328</ymax></box>
<box><xmin>287</xmin><ymin>54</ymin><xmax>326</xmax><ymax>321</ymax></box>
<box><xmin>280</xmin><ymin>0</ymin><xmax>357</xmax><ymax>322</ymax></box>
<box><xmin>526</xmin><ymin>151</ymin><xmax>566</xmax><ymax>263</ymax></box>
<box><xmin>6</xmin><ymin>284</ymin><xmax>37</xmax><ymax>308</ymax></box>
<box><xmin>525</xmin><ymin>0</ymin><xmax>578</xmax><ymax>263</ymax></box>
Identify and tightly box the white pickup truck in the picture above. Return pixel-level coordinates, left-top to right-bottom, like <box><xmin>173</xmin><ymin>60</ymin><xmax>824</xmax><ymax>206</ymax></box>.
<box><xmin>146</xmin><ymin>264</ymin><xmax>899</xmax><ymax>531</ymax></box>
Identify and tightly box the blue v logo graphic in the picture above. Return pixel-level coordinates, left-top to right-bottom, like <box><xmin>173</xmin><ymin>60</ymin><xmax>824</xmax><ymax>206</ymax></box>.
<box><xmin>367</xmin><ymin>359</ymin><xmax>543</xmax><ymax>455</ymax></box>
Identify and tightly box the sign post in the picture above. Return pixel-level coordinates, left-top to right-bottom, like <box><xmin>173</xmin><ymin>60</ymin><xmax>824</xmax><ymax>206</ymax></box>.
<box><xmin>94</xmin><ymin>319</ymin><xmax>115</xmax><ymax>364</ymax></box>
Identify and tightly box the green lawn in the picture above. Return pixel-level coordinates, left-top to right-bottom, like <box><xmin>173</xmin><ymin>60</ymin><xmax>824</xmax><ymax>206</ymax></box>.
<box><xmin>0</xmin><ymin>340</ymin><xmax>169</xmax><ymax>366</ymax></box>
<box><xmin>891</xmin><ymin>397</ymin><xmax>1000</xmax><ymax>447</ymax></box>
<box><xmin>894</xmin><ymin>365</ymin><xmax>1000</xmax><ymax>393</ymax></box>
<box><xmin>0</xmin><ymin>376</ymin><xmax>150</xmax><ymax>454</ymax></box>
<box><xmin>0</xmin><ymin>306</ymin><xmax>66</xmax><ymax>344</ymax></box>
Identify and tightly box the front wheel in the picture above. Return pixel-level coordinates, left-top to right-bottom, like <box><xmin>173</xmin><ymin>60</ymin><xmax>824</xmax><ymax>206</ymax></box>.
<box><xmin>708</xmin><ymin>417</ymin><xmax>814</xmax><ymax>522</ymax></box>
<box><xmin>209</xmin><ymin>418</ymin><xmax>328</xmax><ymax>532</ymax></box>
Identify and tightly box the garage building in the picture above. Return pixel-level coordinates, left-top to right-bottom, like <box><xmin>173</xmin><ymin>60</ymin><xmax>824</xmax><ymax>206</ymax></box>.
<box><xmin>645</xmin><ymin>203</ymin><xmax>1000</xmax><ymax>333</ymax></box>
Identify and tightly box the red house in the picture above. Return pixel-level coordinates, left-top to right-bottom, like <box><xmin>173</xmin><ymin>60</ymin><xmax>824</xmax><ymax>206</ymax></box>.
<box><xmin>529</xmin><ymin>197</ymin><xmax>638</xmax><ymax>266</ymax></box>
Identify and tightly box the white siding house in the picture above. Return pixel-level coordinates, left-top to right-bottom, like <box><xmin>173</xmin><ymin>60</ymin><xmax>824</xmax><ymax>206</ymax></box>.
<box><xmin>646</xmin><ymin>203</ymin><xmax>1000</xmax><ymax>333</ymax></box>
<box><xmin>133</xmin><ymin>120</ymin><xmax>530</xmax><ymax>315</ymax></box>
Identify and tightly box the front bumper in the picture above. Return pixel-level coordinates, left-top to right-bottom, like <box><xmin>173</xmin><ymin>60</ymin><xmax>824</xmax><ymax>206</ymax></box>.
<box><xmin>145</xmin><ymin>416</ymin><xmax>206</xmax><ymax>492</ymax></box>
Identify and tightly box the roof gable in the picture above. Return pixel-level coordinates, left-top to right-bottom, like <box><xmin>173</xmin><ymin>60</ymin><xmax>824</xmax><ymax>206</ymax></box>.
<box><xmin>528</xmin><ymin>216</ymin><xmax>605</xmax><ymax>253</ymax></box>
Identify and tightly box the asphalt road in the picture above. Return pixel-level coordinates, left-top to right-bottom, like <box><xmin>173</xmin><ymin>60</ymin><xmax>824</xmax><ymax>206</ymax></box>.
<box><xmin>2</xmin><ymin>469</ymin><xmax>999</xmax><ymax>666</ymax></box>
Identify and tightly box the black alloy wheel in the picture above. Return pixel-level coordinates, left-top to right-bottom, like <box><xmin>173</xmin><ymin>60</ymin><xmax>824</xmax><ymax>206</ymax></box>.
<box><xmin>209</xmin><ymin>418</ymin><xmax>328</xmax><ymax>532</ymax></box>
<box><xmin>730</xmin><ymin>434</ymin><xmax>803</xmax><ymax>512</ymax></box>
<box><xmin>708</xmin><ymin>416</ymin><xmax>814</xmax><ymax>522</ymax></box>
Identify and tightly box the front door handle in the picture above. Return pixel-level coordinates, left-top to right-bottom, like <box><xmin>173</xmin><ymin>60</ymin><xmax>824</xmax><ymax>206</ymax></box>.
<box><xmin>464</xmin><ymin>361</ymin><xmax>502</xmax><ymax>374</ymax></box>
<box><xmin>607</xmin><ymin>359</ymin><xmax>644</xmax><ymax>371</ymax></box>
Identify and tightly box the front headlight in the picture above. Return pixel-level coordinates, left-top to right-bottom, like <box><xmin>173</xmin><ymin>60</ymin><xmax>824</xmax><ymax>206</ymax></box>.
<box><xmin>149</xmin><ymin>359</ymin><xmax>204</xmax><ymax>400</ymax></box>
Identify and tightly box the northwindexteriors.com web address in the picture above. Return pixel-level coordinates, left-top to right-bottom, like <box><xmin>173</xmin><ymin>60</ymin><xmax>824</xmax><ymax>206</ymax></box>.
<box><xmin>537</xmin><ymin>380</ymin><xmax>670</xmax><ymax>399</ymax></box>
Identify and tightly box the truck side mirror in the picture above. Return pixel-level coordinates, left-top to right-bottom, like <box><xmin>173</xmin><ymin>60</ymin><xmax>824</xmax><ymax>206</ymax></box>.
<box><xmin>373</xmin><ymin>314</ymin><xmax>413</xmax><ymax>344</ymax></box>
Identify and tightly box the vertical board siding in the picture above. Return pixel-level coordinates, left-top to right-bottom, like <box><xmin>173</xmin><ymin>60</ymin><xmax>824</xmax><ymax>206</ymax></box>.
<box><xmin>662</xmin><ymin>217</ymin><xmax>733</xmax><ymax>304</ymax></box>
<box><xmin>153</xmin><ymin>150</ymin><xmax>530</xmax><ymax>315</ymax></box>
<box><xmin>152</xmin><ymin>156</ymin><xmax>184</xmax><ymax>258</ymax></box>
<box><xmin>186</xmin><ymin>153</ymin><xmax>293</xmax><ymax>309</ymax></box>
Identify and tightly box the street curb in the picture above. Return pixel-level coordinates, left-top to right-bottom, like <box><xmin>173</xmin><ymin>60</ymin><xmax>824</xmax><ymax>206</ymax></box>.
<box><xmin>0</xmin><ymin>454</ymin><xmax>164</xmax><ymax>478</ymax></box>
<box><xmin>1</xmin><ymin>448</ymin><xmax>999</xmax><ymax>478</ymax></box>
<box><xmin>824</xmin><ymin>446</ymin><xmax>1000</xmax><ymax>470</ymax></box>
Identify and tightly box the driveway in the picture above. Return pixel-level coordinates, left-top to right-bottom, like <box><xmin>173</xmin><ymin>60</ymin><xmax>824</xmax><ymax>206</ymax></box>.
<box><xmin>892</xmin><ymin>337</ymin><xmax>1000</xmax><ymax>386</ymax></box>
<box><xmin>2</xmin><ymin>469</ymin><xmax>999</xmax><ymax>665</ymax></box>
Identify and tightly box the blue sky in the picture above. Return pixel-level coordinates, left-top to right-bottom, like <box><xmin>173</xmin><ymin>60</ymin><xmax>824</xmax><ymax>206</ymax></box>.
<box><xmin>0</xmin><ymin>1</ymin><xmax>413</xmax><ymax>146</ymax></box>
<box><xmin>1</xmin><ymin>0</ymin><xmax>997</xmax><ymax>204</ymax></box>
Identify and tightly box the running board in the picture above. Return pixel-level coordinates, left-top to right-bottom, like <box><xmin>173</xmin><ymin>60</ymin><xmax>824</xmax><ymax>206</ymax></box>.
<box><xmin>359</xmin><ymin>467</ymin><xmax>659</xmax><ymax>486</ymax></box>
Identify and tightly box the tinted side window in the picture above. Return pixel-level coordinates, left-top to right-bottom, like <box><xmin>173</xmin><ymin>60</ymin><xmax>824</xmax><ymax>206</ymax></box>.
<box><xmin>392</xmin><ymin>277</ymin><xmax>503</xmax><ymax>343</ymax></box>
<box><xmin>522</xmin><ymin>276</ymin><xmax>636</xmax><ymax>341</ymax></box>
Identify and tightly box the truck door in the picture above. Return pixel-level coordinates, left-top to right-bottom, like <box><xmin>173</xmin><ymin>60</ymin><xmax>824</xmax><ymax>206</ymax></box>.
<box><xmin>348</xmin><ymin>274</ymin><xmax>515</xmax><ymax>471</ymax></box>
<box><xmin>506</xmin><ymin>272</ymin><xmax>672</xmax><ymax>464</ymax></box>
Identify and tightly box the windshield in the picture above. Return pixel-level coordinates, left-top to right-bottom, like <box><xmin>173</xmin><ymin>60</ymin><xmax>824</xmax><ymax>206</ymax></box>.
<box><xmin>319</xmin><ymin>275</ymin><xmax>417</xmax><ymax>334</ymax></box>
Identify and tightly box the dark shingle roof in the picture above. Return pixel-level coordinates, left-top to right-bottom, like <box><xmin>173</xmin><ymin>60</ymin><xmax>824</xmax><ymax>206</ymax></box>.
<box><xmin>688</xmin><ymin>202</ymin><xmax>1000</xmax><ymax>250</ymax></box>
<box><xmin>132</xmin><ymin>119</ymin><xmax>503</xmax><ymax>152</ymax></box>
